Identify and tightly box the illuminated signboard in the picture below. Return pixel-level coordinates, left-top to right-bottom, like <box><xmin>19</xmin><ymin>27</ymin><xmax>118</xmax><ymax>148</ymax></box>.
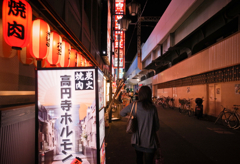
<box><xmin>37</xmin><ymin>67</ymin><xmax>104</xmax><ymax>164</ymax></box>
<box><xmin>100</xmin><ymin>140</ymin><xmax>106</xmax><ymax>164</ymax></box>
<box><xmin>119</xmin><ymin>68</ymin><xmax>124</xmax><ymax>79</ymax></box>
<box><xmin>115</xmin><ymin>15</ymin><xmax>123</xmax><ymax>30</ymax></box>
<box><xmin>114</xmin><ymin>58</ymin><xmax>123</xmax><ymax>67</ymax></box>
<box><xmin>114</xmin><ymin>49</ymin><xmax>123</xmax><ymax>68</ymax></box>
<box><xmin>107</xmin><ymin>0</ymin><xmax>111</xmax><ymax>62</ymax></box>
<box><xmin>114</xmin><ymin>0</ymin><xmax>125</xmax><ymax>70</ymax></box>
<box><xmin>115</xmin><ymin>0</ymin><xmax>124</xmax><ymax>14</ymax></box>
<box><xmin>114</xmin><ymin>31</ymin><xmax>124</xmax><ymax>49</ymax></box>
<box><xmin>98</xmin><ymin>70</ymin><xmax>105</xmax><ymax>147</ymax></box>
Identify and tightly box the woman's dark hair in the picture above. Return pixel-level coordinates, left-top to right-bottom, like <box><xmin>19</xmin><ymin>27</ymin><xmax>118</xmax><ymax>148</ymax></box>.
<box><xmin>138</xmin><ymin>86</ymin><xmax>155</xmax><ymax>110</ymax></box>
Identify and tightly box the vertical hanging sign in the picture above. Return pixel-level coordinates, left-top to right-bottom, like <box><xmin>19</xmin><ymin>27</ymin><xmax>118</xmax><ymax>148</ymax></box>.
<box><xmin>114</xmin><ymin>0</ymin><xmax>125</xmax><ymax>71</ymax></box>
<box><xmin>2</xmin><ymin>0</ymin><xmax>32</xmax><ymax>49</ymax></box>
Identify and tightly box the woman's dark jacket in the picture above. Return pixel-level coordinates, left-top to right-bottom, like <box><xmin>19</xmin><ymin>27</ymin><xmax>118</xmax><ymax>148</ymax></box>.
<box><xmin>120</xmin><ymin>101</ymin><xmax>160</xmax><ymax>149</ymax></box>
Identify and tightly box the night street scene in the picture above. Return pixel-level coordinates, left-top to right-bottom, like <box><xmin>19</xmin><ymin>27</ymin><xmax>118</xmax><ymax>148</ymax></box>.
<box><xmin>0</xmin><ymin>0</ymin><xmax>240</xmax><ymax>164</ymax></box>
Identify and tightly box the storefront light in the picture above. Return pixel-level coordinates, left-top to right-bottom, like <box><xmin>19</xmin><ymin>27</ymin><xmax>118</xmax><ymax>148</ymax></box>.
<box><xmin>47</xmin><ymin>31</ymin><xmax>62</xmax><ymax>66</ymax></box>
<box><xmin>2</xmin><ymin>0</ymin><xmax>32</xmax><ymax>49</ymax></box>
<box><xmin>18</xmin><ymin>44</ymin><xmax>34</xmax><ymax>65</ymax></box>
<box><xmin>59</xmin><ymin>40</ymin><xmax>71</xmax><ymax>67</ymax></box>
<box><xmin>30</xmin><ymin>19</ymin><xmax>50</xmax><ymax>60</ymax></box>
<box><xmin>117</xmin><ymin>15</ymin><xmax>131</xmax><ymax>31</ymax></box>
<box><xmin>69</xmin><ymin>49</ymin><xmax>77</xmax><ymax>67</ymax></box>
<box><xmin>127</xmin><ymin>0</ymin><xmax>140</xmax><ymax>16</ymax></box>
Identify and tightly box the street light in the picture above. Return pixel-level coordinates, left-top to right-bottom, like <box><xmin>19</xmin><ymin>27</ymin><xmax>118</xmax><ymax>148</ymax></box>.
<box><xmin>117</xmin><ymin>15</ymin><xmax>131</xmax><ymax>31</ymax></box>
<box><xmin>127</xmin><ymin>0</ymin><xmax>140</xmax><ymax>16</ymax></box>
<box><xmin>118</xmin><ymin>1</ymin><xmax>160</xmax><ymax>71</ymax></box>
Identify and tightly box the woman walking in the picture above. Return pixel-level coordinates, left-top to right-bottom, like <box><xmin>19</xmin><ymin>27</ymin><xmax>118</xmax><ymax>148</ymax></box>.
<box><xmin>120</xmin><ymin>86</ymin><xmax>160</xmax><ymax>164</ymax></box>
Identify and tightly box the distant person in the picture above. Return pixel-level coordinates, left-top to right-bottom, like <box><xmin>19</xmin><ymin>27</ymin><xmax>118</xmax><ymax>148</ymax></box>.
<box><xmin>134</xmin><ymin>89</ymin><xmax>139</xmax><ymax>101</ymax></box>
<box><xmin>129</xmin><ymin>91</ymin><xmax>134</xmax><ymax>102</ymax></box>
<box><xmin>121</xmin><ymin>92</ymin><xmax>131</xmax><ymax>107</ymax></box>
<box><xmin>120</xmin><ymin>86</ymin><xmax>160</xmax><ymax>164</ymax></box>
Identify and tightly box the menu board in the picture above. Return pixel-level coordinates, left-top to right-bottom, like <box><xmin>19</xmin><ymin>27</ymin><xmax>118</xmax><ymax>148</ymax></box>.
<box><xmin>37</xmin><ymin>68</ymin><xmax>98</xmax><ymax>164</ymax></box>
<box><xmin>98</xmin><ymin>69</ymin><xmax>105</xmax><ymax>164</ymax></box>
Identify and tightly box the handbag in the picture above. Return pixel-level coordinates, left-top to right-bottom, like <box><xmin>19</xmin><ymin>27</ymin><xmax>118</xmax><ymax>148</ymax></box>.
<box><xmin>154</xmin><ymin>133</ymin><xmax>163</xmax><ymax>164</ymax></box>
<box><xmin>155</xmin><ymin>147</ymin><xmax>163</xmax><ymax>164</ymax></box>
<box><xmin>126</xmin><ymin>102</ymin><xmax>138</xmax><ymax>134</ymax></box>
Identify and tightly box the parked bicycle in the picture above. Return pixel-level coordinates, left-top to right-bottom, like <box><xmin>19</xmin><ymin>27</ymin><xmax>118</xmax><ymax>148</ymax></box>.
<box><xmin>155</xmin><ymin>96</ymin><xmax>167</xmax><ymax>108</ymax></box>
<box><xmin>166</xmin><ymin>96</ymin><xmax>175</xmax><ymax>109</ymax></box>
<box><xmin>179</xmin><ymin>98</ymin><xmax>193</xmax><ymax>116</ymax></box>
<box><xmin>227</xmin><ymin>105</ymin><xmax>240</xmax><ymax>129</ymax></box>
<box><xmin>214</xmin><ymin>105</ymin><xmax>232</xmax><ymax>126</ymax></box>
<box><xmin>152</xmin><ymin>96</ymin><xmax>157</xmax><ymax>104</ymax></box>
<box><xmin>179</xmin><ymin>98</ymin><xmax>186</xmax><ymax>113</ymax></box>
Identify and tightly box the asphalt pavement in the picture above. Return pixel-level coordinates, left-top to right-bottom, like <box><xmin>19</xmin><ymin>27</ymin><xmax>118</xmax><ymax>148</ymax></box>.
<box><xmin>105</xmin><ymin>105</ymin><xmax>240</xmax><ymax>164</ymax></box>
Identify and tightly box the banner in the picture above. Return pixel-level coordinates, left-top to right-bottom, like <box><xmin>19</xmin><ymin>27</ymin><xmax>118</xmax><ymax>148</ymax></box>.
<box><xmin>37</xmin><ymin>68</ymin><xmax>101</xmax><ymax>164</ymax></box>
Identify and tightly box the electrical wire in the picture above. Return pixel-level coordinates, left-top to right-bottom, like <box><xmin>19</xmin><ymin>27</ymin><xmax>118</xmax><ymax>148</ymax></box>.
<box><xmin>125</xmin><ymin>0</ymin><xmax>149</xmax><ymax>61</ymax></box>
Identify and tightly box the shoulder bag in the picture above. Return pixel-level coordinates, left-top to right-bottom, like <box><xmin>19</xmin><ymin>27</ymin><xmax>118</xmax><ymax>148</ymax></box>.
<box><xmin>126</xmin><ymin>102</ymin><xmax>138</xmax><ymax>134</ymax></box>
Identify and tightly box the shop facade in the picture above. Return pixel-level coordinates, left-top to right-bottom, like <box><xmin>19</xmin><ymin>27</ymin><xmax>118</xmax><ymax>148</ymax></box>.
<box><xmin>0</xmin><ymin>0</ymin><xmax>109</xmax><ymax>163</ymax></box>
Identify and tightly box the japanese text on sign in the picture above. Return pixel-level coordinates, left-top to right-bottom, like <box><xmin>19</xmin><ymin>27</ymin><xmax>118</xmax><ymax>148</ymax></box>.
<box><xmin>7</xmin><ymin>0</ymin><xmax>26</xmax><ymax>40</ymax></box>
<box><xmin>60</xmin><ymin>75</ymin><xmax>73</xmax><ymax>162</ymax></box>
<box><xmin>75</xmin><ymin>71</ymin><xmax>94</xmax><ymax>90</ymax></box>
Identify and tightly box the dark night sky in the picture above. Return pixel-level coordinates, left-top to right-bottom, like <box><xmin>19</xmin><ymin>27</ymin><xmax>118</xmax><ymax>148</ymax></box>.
<box><xmin>124</xmin><ymin>0</ymin><xmax>171</xmax><ymax>71</ymax></box>
<box><xmin>101</xmin><ymin>0</ymin><xmax>171</xmax><ymax>71</ymax></box>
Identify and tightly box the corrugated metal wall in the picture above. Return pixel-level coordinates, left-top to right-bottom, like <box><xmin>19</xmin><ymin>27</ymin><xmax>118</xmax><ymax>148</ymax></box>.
<box><xmin>0</xmin><ymin>118</ymin><xmax>35</xmax><ymax>164</ymax></box>
<box><xmin>153</xmin><ymin>32</ymin><xmax>240</xmax><ymax>85</ymax></box>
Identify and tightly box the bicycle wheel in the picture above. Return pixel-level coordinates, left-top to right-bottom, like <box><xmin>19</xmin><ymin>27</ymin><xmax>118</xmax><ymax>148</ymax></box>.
<box><xmin>214</xmin><ymin>112</ymin><xmax>224</xmax><ymax>125</ymax></box>
<box><xmin>179</xmin><ymin>105</ymin><xmax>186</xmax><ymax>113</ymax></box>
<box><xmin>226</xmin><ymin>113</ymin><xmax>239</xmax><ymax>128</ymax></box>
<box><xmin>188</xmin><ymin>109</ymin><xmax>194</xmax><ymax>117</ymax></box>
<box><xmin>171</xmin><ymin>101</ymin><xmax>175</xmax><ymax>109</ymax></box>
<box><xmin>169</xmin><ymin>101</ymin><xmax>174</xmax><ymax>109</ymax></box>
<box><xmin>162</xmin><ymin>103</ymin><xmax>166</xmax><ymax>109</ymax></box>
<box><xmin>221</xmin><ymin>112</ymin><xmax>229</xmax><ymax>126</ymax></box>
<box><xmin>179</xmin><ymin>105</ymin><xmax>183</xmax><ymax>113</ymax></box>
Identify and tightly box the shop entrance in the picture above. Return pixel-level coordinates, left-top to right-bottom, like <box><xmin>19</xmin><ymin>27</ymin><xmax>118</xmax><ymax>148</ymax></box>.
<box><xmin>208</xmin><ymin>84</ymin><xmax>221</xmax><ymax>117</ymax></box>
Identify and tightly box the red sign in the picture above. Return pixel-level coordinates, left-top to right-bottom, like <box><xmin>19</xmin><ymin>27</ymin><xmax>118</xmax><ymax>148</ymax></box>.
<box><xmin>114</xmin><ymin>31</ymin><xmax>124</xmax><ymax>48</ymax></box>
<box><xmin>2</xmin><ymin>0</ymin><xmax>32</xmax><ymax>49</ymax></box>
<box><xmin>115</xmin><ymin>15</ymin><xmax>123</xmax><ymax>30</ymax></box>
<box><xmin>115</xmin><ymin>1</ymin><xmax>124</xmax><ymax>14</ymax></box>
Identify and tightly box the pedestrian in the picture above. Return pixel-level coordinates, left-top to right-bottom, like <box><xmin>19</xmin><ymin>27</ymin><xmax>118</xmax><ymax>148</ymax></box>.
<box><xmin>134</xmin><ymin>89</ymin><xmax>139</xmax><ymax>101</ymax></box>
<box><xmin>121</xmin><ymin>91</ymin><xmax>131</xmax><ymax>107</ymax></box>
<box><xmin>120</xmin><ymin>86</ymin><xmax>160</xmax><ymax>164</ymax></box>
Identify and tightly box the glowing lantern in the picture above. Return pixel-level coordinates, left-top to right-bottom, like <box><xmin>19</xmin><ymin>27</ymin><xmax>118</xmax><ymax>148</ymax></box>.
<box><xmin>69</xmin><ymin>49</ymin><xmax>76</xmax><ymax>67</ymax></box>
<box><xmin>0</xmin><ymin>19</ymin><xmax>17</xmax><ymax>58</ymax></box>
<box><xmin>76</xmin><ymin>52</ymin><xmax>83</xmax><ymax>67</ymax></box>
<box><xmin>33</xmin><ymin>58</ymin><xmax>47</xmax><ymax>68</ymax></box>
<box><xmin>45</xmin><ymin>60</ymin><xmax>58</xmax><ymax>68</ymax></box>
<box><xmin>18</xmin><ymin>44</ymin><xmax>33</xmax><ymax>65</ymax></box>
<box><xmin>30</xmin><ymin>19</ymin><xmax>50</xmax><ymax>60</ymax></box>
<box><xmin>84</xmin><ymin>58</ymin><xmax>87</xmax><ymax>66</ymax></box>
<box><xmin>47</xmin><ymin>31</ymin><xmax>62</xmax><ymax>66</ymax></box>
<box><xmin>59</xmin><ymin>40</ymin><xmax>71</xmax><ymax>67</ymax></box>
<box><xmin>86</xmin><ymin>60</ymin><xmax>89</xmax><ymax>66</ymax></box>
<box><xmin>2</xmin><ymin>0</ymin><xmax>32</xmax><ymax>49</ymax></box>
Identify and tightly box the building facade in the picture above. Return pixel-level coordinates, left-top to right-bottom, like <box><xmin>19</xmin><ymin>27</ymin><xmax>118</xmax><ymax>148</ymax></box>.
<box><xmin>126</xmin><ymin>0</ymin><xmax>240</xmax><ymax>117</ymax></box>
<box><xmin>0</xmin><ymin>0</ymin><xmax>110</xmax><ymax>163</ymax></box>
